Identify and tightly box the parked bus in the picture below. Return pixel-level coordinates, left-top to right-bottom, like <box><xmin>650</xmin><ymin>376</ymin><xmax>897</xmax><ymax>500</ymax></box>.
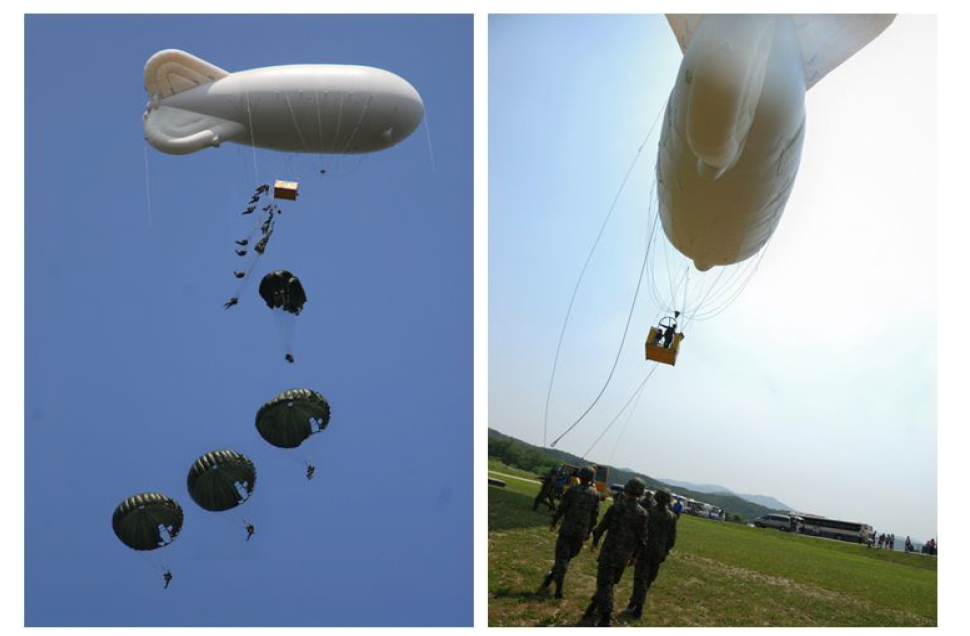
<box><xmin>797</xmin><ymin>513</ymin><xmax>873</xmax><ymax>543</ymax></box>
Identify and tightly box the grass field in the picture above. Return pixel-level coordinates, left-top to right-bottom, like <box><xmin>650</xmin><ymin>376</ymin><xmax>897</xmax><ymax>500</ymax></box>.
<box><xmin>488</xmin><ymin>475</ymin><xmax>936</xmax><ymax>627</ymax></box>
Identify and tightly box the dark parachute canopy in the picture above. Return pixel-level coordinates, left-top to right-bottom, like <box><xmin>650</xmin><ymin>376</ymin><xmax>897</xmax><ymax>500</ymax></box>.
<box><xmin>255</xmin><ymin>388</ymin><xmax>331</xmax><ymax>449</ymax></box>
<box><xmin>112</xmin><ymin>492</ymin><xmax>184</xmax><ymax>551</ymax></box>
<box><xmin>259</xmin><ymin>270</ymin><xmax>307</xmax><ymax>315</ymax></box>
<box><xmin>186</xmin><ymin>450</ymin><xmax>257</xmax><ymax>512</ymax></box>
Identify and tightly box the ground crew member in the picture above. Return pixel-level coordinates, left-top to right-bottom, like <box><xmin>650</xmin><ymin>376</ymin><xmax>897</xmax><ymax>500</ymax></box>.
<box><xmin>533</xmin><ymin>468</ymin><xmax>557</xmax><ymax>512</ymax></box>
<box><xmin>540</xmin><ymin>466</ymin><xmax>600</xmax><ymax>599</ymax></box>
<box><xmin>583</xmin><ymin>478</ymin><xmax>648</xmax><ymax>627</ymax></box>
<box><xmin>625</xmin><ymin>489</ymin><xmax>678</xmax><ymax>618</ymax></box>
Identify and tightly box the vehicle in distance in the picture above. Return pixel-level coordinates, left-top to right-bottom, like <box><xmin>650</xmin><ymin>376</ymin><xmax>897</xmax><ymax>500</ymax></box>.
<box><xmin>753</xmin><ymin>513</ymin><xmax>791</xmax><ymax>530</ymax></box>
<box><xmin>799</xmin><ymin>513</ymin><xmax>873</xmax><ymax>543</ymax></box>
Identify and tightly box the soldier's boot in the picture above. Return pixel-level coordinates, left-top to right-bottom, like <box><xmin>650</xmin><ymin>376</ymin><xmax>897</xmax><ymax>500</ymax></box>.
<box><xmin>628</xmin><ymin>604</ymin><xmax>643</xmax><ymax>619</ymax></box>
<box><xmin>582</xmin><ymin>600</ymin><xmax>597</xmax><ymax>621</ymax></box>
<box><xmin>597</xmin><ymin>611</ymin><xmax>612</xmax><ymax>627</ymax></box>
<box><xmin>554</xmin><ymin>580</ymin><xmax>563</xmax><ymax>599</ymax></box>
<box><xmin>539</xmin><ymin>571</ymin><xmax>554</xmax><ymax>591</ymax></box>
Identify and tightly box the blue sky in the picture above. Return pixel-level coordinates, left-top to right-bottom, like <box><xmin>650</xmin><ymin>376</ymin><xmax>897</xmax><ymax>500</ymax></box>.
<box><xmin>489</xmin><ymin>15</ymin><xmax>937</xmax><ymax>541</ymax></box>
<box><xmin>25</xmin><ymin>14</ymin><xmax>472</xmax><ymax>627</ymax></box>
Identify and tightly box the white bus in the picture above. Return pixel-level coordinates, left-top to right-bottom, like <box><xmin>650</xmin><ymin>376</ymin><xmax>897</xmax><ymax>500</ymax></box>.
<box><xmin>797</xmin><ymin>513</ymin><xmax>873</xmax><ymax>544</ymax></box>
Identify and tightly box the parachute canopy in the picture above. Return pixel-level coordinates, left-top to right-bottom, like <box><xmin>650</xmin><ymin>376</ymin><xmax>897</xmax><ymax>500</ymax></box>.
<box><xmin>186</xmin><ymin>450</ymin><xmax>257</xmax><ymax>512</ymax></box>
<box><xmin>112</xmin><ymin>492</ymin><xmax>184</xmax><ymax>551</ymax></box>
<box><xmin>256</xmin><ymin>388</ymin><xmax>331</xmax><ymax>449</ymax></box>
<box><xmin>259</xmin><ymin>270</ymin><xmax>307</xmax><ymax>315</ymax></box>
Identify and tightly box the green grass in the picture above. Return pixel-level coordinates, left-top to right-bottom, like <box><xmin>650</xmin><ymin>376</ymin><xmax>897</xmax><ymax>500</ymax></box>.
<box><xmin>488</xmin><ymin>458</ymin><xmax>543</xmax><ymax>482</ymax></box>
<box><xmin>489</xmin><ymin>481</ymin><xmax>936</xmax><ymax>627</ymax></box>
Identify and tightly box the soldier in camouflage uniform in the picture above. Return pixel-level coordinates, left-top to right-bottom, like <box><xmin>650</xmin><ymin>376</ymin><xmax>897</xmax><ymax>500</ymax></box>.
<box><xmin>624</xmin><ymin>489</ymin><xmax>678</xmax><ymax>618</ymax></box>
<box><xmin>533</xmin><ymin>468</ymin><xmax>557</xmax><ymax>512</ymax></box>
<box><xmin>582</xmin><ymin>478</ymin><xmax>648</xmax><ymax>627</ymax></box>
<box><xmin>540</xmin><ymin>466</ymin><xmax>600</xmax><ymax>599</ymax></box>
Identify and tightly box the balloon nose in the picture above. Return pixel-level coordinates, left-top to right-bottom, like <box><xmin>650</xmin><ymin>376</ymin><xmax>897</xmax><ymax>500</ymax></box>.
<box><xmin>696</xmin><ymin>158</ymin><xmax>726</xmax><ymax>180</ymax></box>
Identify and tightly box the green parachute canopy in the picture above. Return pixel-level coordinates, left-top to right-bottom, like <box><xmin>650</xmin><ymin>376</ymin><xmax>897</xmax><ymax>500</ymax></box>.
<box><xmin>255</xmin><ymin>388</ymin><xmax>331</xmax><ymax>449</ymax></box>
<box><xmin>186</xmin><ymin>450</ymin><xmax>257</xmax><ymax>512</ymax></box>
<box><xmin>112</xmin><ymin>492</ymin><xmax>184</xmax><ymax>551</ymax></box>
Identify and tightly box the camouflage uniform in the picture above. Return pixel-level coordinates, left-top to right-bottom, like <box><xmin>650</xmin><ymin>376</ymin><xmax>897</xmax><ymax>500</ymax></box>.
<box><xmin>585</xmin><ymin>495</ymin><xmax>648</xmax><ymax>625</ymax></box>
<box><xmin>627</xmin><ymin>496</ymin><xmax>678</xmax><ymax>615</ymax></box>
<box><xmin>542</xmin><ymin>482</ymin><xmax>600</xmax><ymax>597</ymax></box>
<box><xmin>533</xmin><ymin>472</ymin><xmax>557</xmax><ymax>512</ymax></box>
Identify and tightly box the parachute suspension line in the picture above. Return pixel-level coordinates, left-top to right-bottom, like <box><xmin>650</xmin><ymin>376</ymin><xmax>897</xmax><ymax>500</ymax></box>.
<box><xmin>542</xmin><ymin>117</ymin><xmax>661</xmax><ymax>448</ymax></box>
<box><xmin>282</xmin><ymin>90</ymin><xmax>311</xmax><ymax>153</ymax></box>
<box><xmin>339</xmin><ymin>94</ymin><xmax>373</xmax><ymax>154</ymax></box>
<box><xmin>136</xmin><ymin>550</ymin><xmax>161</xmax><ymax>571</ymax></box>
<box><xmin>582</xmin><ymin>364</ymin><xmax>658</xmax><ymax>460</ymax></box>
<box><xmin>550</xmin><ymin>185</ymin><xmax>658</xmax><ymax>449</ymax></box>
<box><xmin>423</xmin><ymin>108</ymin><xmax>437</xmax><ymax>172</ymax></box>
<box><xmin>245</xmin><ymin>92</ymin><xmax>260</xmax><ymax>185</ymax></box>
<box><xmin>142</xmin><ymin>142</ymin><xmax>153</xmax><ymax>228</ymax></box>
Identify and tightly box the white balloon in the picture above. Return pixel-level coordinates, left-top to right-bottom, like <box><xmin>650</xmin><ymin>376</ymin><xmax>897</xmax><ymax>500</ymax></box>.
<box><xmin>142</xmin><ymin>49</ymin><xmax>424</xmax><ymax>156</ymax></box>
<box><xmin>658</xmin><ymin>15</ymin><xmax>894</xmax><ymax>271</ymax></box>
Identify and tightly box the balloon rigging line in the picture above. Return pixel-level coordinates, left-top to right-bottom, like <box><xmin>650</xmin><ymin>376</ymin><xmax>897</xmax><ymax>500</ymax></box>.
<box><xmin>607</xmin><ymin>373</ymin><xmax>651</xmax><ymax>465</ymax></box>
<box><xmin>142</xmin><ymin>142</ymin><xmax>153</xmax><ymax>228</ymax></box>
<box><xmin>332</xmin><ymin>93</ymin><xmax>345</xmax><ymax>153</ymax></box>
<box><xmin>245</xmin><ymin>92</ymin><xmax>260</xmax><ymax>185</ymax></box>
<box><xmin>550</xmin><ymin>189</ymin><xmax>659</xmax><ymax>449</ymax></box>
<box><xmin>339</xmin><ymin>95</ymin><xmax>373</xmax><ymax>154</ymax></box>
<box><xmin>542</xmin><ymin>105</ymin><xmax>665</xmax><ymax>448</ymax></box>
<box><xmin>423</xmin><ymin>109</ymin><xmax>437</xmax><ymax>172</ymax></box>
<box><xmin>582</xmin><ymin>364</ymin><xmax>658</xmax><ymax>460</ymax></box>
<box><xmin>282</xmin><ymin>91</ymin><xmax>311</xmax><ymax>153</ymax></box>
<box><xmin>315</xmin><ymin>90</ymin><xmax>325</xmax><ymax>151</ymax></box>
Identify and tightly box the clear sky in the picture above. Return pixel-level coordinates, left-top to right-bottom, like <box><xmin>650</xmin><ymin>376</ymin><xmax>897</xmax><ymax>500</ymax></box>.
<box><xmin>489</xmin><ymin>15</ymin><xmax>936</xmax><ymax>541</ymax></box>
<box><xmin>25</xmin><ymin>14</ymin><xmax>471</xmax><ymax>626</ymax></box>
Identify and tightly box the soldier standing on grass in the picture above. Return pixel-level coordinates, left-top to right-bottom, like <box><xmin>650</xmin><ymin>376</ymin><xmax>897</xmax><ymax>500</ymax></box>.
<box><xmin>533</xmin><ymin>468</ymin><xmax>558</xmax><ymax>512</ymax></box>
<box><xmin>539</xmin><ymin>466</ymin><xmax>600</xmax><ymax>599</ymax></box>
<box><xmin>582</xmin><ymin>478</ymin><xmax>648</xmax><ymax>627</ymax></box>
<box><xmin>624</xmin><ymin>489</ymin><xmax>678</xmax><ymax>618</ymax></box>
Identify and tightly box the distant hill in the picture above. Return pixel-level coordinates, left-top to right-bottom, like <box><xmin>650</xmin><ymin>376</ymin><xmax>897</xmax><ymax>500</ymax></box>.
<box><xmin>488</xmin><ymin>428</ymin><xmax>785</xmax><ymax>521</ymax></box>
<box><xmin>659</xmin><ymin>477</ymin><xmax>792</xmax><ymax>511</ymax></box>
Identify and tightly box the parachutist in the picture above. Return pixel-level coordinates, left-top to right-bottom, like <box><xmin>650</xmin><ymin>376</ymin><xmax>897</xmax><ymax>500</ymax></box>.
<box><xmin>163</xmin><ymin>570</ymin><xmax>173</xmax><ymax>589</ymax></box>
<box><xmin>256</xmin><ymin>184</ymin><xmax>269</xmax><ymax>194</ymax></box>
<box><xmin>235</xmin><ymin>239</ymin><xmax>249</xmax><ymax>246</ymax></box>
<box><xmin>254</xmin><ymin>237</ymin><xmax>269</xmax><ymax>255</ymax></box>
<box><xmin>223</xmin><ymin>297</ymin><xmax>239</xmax><ymax>309</ymax></box>
<box><xmin>262</xmin><ymin>204</ymin><xmax>274</xmax><ymax>212</ymax></box>
<box><xmin>245</xmin><ymin>523</ymin><xmax>255</xmax><ymax>541</ymax></box>
<box><xmin>235</xmin><ymin>249</ymin><xmax>247</xmax><ymax>256</ymax></box>
<box><xmin>261</xmin><ymin>220</ymin><xmax>271</xmax><ymax>234</ymax></box>
<box><xmin>319</xmin><ymin>169</ymin><xmax>326</xmax><ymax>175</ymax></box>
<box><xmin>233</xmin><ymin>271</ymin><xmax>246</xmax><ymax>279</ymax></box>
<box><xmin>243</xmin><ymin>206</ymin><xmax>255</xmax><ymax>215</ymax></box>
<box><xmin>248</xmin><ymin>195</ymin><xmax>260</xmax><ymax>204</ymax></box>
<box><xmin>285</xmin><ymin>353</ymin><xmax>295</xmax><ymax>363</ymax></box>
<box><xmin>306</xmin><ymin>464</ymin><xmax>315</xmax><ymax>480</ymax></box>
